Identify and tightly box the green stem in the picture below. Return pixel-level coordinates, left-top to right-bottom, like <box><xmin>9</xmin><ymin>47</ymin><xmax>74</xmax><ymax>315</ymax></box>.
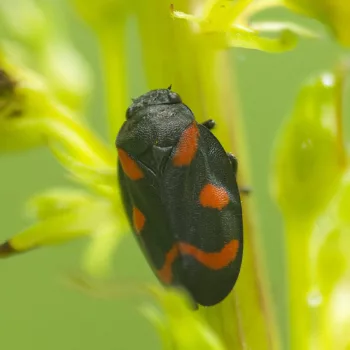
<box><xmin>134</xmin><ymin>0</ymin><xmax>281</xmax><ymax>348</ymax></box>
<box><xmin>334</xmin><ymin>63</ymin><xmax>347</xmax><ymax>169</ymax></box>
<box><xmin>285</xmin><ymin>219</ymin><xmax>314</xmax><ymax>350</ymax></box>
<box><xmin>99</xmin><ymin>23</ymin><xmax>128</xmax><ymax>143</ymax></box>
<box><xmin>196</xmin><ymin>36</ymin><xmax>280</xmax><ymax>350</ymax></box>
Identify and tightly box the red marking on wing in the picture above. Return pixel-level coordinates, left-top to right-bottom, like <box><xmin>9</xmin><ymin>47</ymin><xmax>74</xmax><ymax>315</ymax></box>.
<box><xmin>157</xmin><ymin>245</ymin><xmax>179</xmax><ymax>284</ymax></box>
<box><xmin>118</xmin><ymin>148</ymin><xmax>144</xmax><ymax>180</ymax></box>
<box><xmin>199</xmin><ymin>183</ymin><xmax>230</xmax><ymax>210</ymax></box>
<box><xmin>172</xmin><ymin>122</ymin><xmax>199</xmax><ymax>166</ymax></box>
<box><xmin>133</xmin><ymin>207</ymin><xmax>146</xmax><ymax>234</ymax></box>
<box><xmin>156</xmin><ymin>240</ymin><xmax>239</xmax><ymax>284</ymax></box>
<box><xmin>179</xmin><ymin>239</ymin><xmax>239</xmax><ymax>269</ymax></box>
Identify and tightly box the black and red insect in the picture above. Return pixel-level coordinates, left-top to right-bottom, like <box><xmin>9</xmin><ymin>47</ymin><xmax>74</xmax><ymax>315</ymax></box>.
<box><xmin>116</xmin><ymin>88</ymin><xmax>243</xmax><ymax>307</ymax></box>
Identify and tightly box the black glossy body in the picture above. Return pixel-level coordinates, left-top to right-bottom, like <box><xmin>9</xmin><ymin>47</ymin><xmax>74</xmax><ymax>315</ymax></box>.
<box><xmin>116</xmin><ymin>89</ymin><xmax>243</xmax><ymax>306</ymax></box>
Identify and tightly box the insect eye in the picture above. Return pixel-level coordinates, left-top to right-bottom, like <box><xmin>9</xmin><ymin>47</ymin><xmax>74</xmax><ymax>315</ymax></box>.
<box><xmin>126</xmin><ymin>106</ymin><xmax>134</xmax><ymax>119</ymax></box>
<box><xmin>168</xmin><ymin>91</ymin><xmax>182</xmax><ymax>104</ymax></box>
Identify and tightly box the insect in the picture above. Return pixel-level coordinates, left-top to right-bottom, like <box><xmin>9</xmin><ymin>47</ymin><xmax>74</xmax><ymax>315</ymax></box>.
<box><xmin>116</xmin><ymin>88</ymin><xmax>243</xmax><ymax>307</ymax></box>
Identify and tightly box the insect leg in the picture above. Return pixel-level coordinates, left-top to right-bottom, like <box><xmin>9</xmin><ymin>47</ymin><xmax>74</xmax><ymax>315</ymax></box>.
<box><xmin>227</xmin><ymin>153</ymin><xmax>238</xmax><ymax>176</ymax></box>
<box><xmin>227</xmin><ymin>153</ymin><xmax>251</xmax><ymax>195</ymax></box>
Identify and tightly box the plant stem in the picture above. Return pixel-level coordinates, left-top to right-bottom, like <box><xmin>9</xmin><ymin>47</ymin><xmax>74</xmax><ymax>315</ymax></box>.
<box><xmin>134</xmin><ymin>0</ymin><xmax>281</xmax><ymax>348</ymax></box>
<box><xmin>99</xmin><ymin>22</ymin><xmax>128</xmax><ymax>143</ymax></box>
<box><xmin>285</xmin><ymin>219</ymin><xmax>314</xmax><ymax>350</ymax></box>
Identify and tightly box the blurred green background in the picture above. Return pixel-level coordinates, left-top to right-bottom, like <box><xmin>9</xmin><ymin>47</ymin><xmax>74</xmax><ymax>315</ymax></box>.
<box><xmin>0</xmin><ymin>2</ymin><xmax>347</xmax><ymax>349</ymax></box>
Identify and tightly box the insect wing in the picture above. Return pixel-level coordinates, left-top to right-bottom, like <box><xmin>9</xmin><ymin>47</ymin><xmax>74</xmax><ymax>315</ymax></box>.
<box><xmin>161</xmin><ymin>123</ymin><xmax>243</xmax><ymax>306</ymax></box>
<box><xmin>117</xmin><ymin>152</ymin><xmax>181</xmax><ymax>285</ymax></box>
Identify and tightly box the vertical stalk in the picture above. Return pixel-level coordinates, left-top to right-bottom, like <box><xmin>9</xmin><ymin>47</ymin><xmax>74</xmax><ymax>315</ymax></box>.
<box><xmin>334</xmin><ymin>64</ymin><xmax>347</xmax><ymax>169</ymax></box>
<box><xmin>99</xmin><ymin>22</ymin><xmax>129</xmax><ymax>143</ymax></box>
<box><xmin>134</xmin><ymin>0</ymin><xmax>281</xmax><ymax>348</ymax></box>
<box><xmin>285</xmin><ymin>220</ymin><xmax>313</xmax><ymax>350</ymax></box>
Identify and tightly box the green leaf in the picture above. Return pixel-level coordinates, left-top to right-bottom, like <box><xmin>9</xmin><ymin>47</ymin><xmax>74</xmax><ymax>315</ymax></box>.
<box><xmin>0</xmin><ymin>0</ymin><xmax>48</xmax><ymax>46</ymax></box>
<box><xmin>271</xmin><ymin>66</ymin><xmax>349</xmax><ymax>349</ymax></box>
<box><xmin>172</xmin><ymin>1</ymin><xmax>317</xmax><ymax>52</ymax></box>
<box><xmin>230</xmin><ymin>24</ymin><xmax>299</xmax><ymax>52</ymax></box>
<box><xmin>272</xmin><ymin>70</ymin><xmax>345</xmax><ymax>222</ymax></box>
<box><xmin>250</xmin><ymin>21</ymin><xmax>319</xmax><ymax>39</ymax></box>
<box><xmin>82</xmin><ymin>220</ymin><xmax>125</xmax><ymax>278</ymax></box>
<box><xmin>143</xmin><ymin>286</ymin><xmax>227</xmax><ymax>350</ymax></box>
<box><xmin>26</xmin><ymin>188</ymin><xmax>96</xmax><ymax>221</ymax></box>
<box><xmin>283</xmin><ymin>0</ymin><xmax>350</xmax><ymax>46</ymax></box>
<box><xmin>0</xmin><ymin>195</ymin><xmax>116</xmax><ymax>257</ymax></box>
<box><xmin>50</xmin><ymin>142</ymin><xmax>117</xmax><ymax>198</ymax></box>
<box><xmin>0</xmin><ymin>0</ymin><xmax>92</xmax><ymax>110</ymax></box>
